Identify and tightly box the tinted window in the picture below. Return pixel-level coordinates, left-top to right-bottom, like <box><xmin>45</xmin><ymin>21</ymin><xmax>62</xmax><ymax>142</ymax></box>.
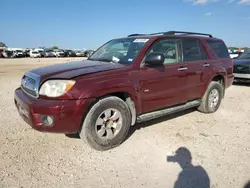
<box><xmin>206</xmin><ymin>40</ymin><xmax>229</xmax><ymax>58</ymax></box>
<box><xmin>145</xmin><ymin>38</ymin><xmax>181</xmax><ymax>64</ymax></box>
<box><xmin>182</xmin><ymin>39</ymin><xmax>208</xmax><ymax>62</ymax></box>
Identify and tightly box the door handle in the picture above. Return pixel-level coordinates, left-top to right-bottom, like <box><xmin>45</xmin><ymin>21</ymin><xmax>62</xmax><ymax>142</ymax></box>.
<box><xmin>203</xmin><ymin>63</ymin><xmax>210</xmax><ymax>67</ymax></box>
<box><xmin>177</xmin><ymin>67</ymin><xmax>188</xmax><ymax>71</ymax></box>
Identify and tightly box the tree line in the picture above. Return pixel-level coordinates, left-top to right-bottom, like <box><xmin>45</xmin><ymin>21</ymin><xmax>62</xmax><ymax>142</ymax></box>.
<box><xmin>0</xmin><ymin>42</ymin><xmax>59</xmax><ymax>50</ymax></box>
<box><xmin>228</xmin><ymin>47</ymin><xmax>250</xmax><ymax>51</ymax></box>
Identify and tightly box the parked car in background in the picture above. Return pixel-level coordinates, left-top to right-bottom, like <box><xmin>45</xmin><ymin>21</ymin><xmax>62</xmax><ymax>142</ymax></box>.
<box><xmin>64</xmin><ymin>50</ymin><xmax>77</xmax><ymax>57</ymax></box>
<box><xmin>84</xmin><ymin>50</ymin><xmax>95</xmax><ymax>57</ymax></box>
<box><xmin>44</xmin><ymin>49</ymin><xmax>56</xmax><ymax>57</ymax></box>
<box><xmin>233</xmin><ymin>51</ymin><xmax>250</xmax><ymax>82</ymax></box>
<box><xmin>53</xmin><ymin>49</ymin><xmax>65</xmax><ymax>57</ymax></box>
<box><xmin>37</xmin><ymin>49</ymin><xmax>45</xmax><ymax>57</ymax></box>
<box><xmin>1</xmin><ymin>50</ymin><xmax>12</xmax><ymax>58</ymax></box>
<box><xmin>11</xmin><ymin>50</ymin><xmax>25</xmax><ymax>58</ymax></box>
<box><xmin>0</xmin><ymin>49</ymin><xmax>4</xmax><ymax>58</ymax></box>
<box><xmin>14</xmin><ymin>30</ymin><xmax>234</xmax><ymax>151</ymax></box>
<box><xmin>1</xmin><ymin>48</ymin><xmax>26</xmax><ymax>58</ymax></box>
<box><xmin>75</xmin><ymin>50</ymin><xmax>85</xmax><ymax>57</ymax></box>
<box><xmin>23</xmin><ymin>49</ymin><xmax>30</xmax><ymax>57</ymax></box>
<box><xmin>30</xmin><ymin>50</ymin><xmax>41</xmax><ymax>58</ymax></box>
<box><xmin>228</xmin><ymin>49</ymin><xmax>244</xmax><ymax>59</ymax></box>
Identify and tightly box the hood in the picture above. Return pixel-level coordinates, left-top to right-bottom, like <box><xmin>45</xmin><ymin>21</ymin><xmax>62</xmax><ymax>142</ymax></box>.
<box><xmin>30</xmin><ymin>60</ymin><xmax>127</xmax><ymax>80</ymax></box>
<box><xmin>233</xmin><ymin>59</ymin><xmax>250</xmax><ymax>65</ymax></box>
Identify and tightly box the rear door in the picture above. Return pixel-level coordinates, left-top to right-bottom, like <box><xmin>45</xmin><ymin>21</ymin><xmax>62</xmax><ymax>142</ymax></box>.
<box><xmin>182</xmin><ymin>38</ymin><xmax>211</xmax><ymax>100</ymax></box>
<box><xmin>139</xmin><ymin>37</ymin><xmax>188</xmax><ymax>113</ymax></box>
<box><xmin>205</xmin><ymin>39</ymin><xmax>234</xmax><ymax>88</ymax></box>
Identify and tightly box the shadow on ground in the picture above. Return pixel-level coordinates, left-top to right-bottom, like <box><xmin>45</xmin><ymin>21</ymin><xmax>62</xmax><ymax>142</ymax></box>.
<box><xmin>244</xmin><ymin>181</ymin><xmax>250</xmax><ymax>188</ymax></box>
<box><xmin>233</xmin><ymin>82</ymin><xmax>250</xmax><ymax>87</ymax></box>
<box><xmin>125</xmin><ymin>108</ymin><xmax>196</xmax><ymax>141</ymax></box>
<box><xmin>167</xmin><ymin>147</ymin><xmax>210</xmax><ymax>188</ymax></box>
<box><xmin>65</xmin><ymin>108</ymin><xmax>197</xmax><ymax>141</ymax></box>
<box><xmin>65</xmin><ymin>133</ymin><xmax>80</xmax><ymax>139</ymax></box>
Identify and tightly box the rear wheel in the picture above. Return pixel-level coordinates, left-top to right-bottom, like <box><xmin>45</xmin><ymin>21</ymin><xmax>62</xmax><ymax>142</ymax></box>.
<box><xmin>79</xmin><ymin>96</ymin><xmax>131</xmax><ymax>151</ymax></box>
<box><xmin>197</xmin><ymin>81</ymin><xmax>223</xmax><ymax>113</ymax></box>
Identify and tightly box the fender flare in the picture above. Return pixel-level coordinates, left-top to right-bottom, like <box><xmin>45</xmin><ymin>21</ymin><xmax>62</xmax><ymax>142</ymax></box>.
<box><xmin>202</xmin><ymin>66</ymin><xmax>226</xmax><ymax>98</ymax></box>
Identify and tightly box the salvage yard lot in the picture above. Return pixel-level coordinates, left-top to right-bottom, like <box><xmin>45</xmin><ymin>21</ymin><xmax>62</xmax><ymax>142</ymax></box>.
<box><xmin>0</xmin><ymin>58</ymin><xmax>250</xmax><ymax>188</ymax></box>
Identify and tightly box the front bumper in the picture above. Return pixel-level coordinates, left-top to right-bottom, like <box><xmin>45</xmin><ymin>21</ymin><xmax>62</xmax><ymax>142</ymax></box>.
<box><xmin>233</xmin><ymin>73</ymin><xmax>250</xmax><ymax>83</ymax></box>
<box><xmin>14</xmin><ymin>87</ymin><xmax>94</xmax><ymax>134</ymax></box>
<box><xmin>234</xmin><ymin>73</ymin><xmax>250</xmax><ymax>79</ymax></box>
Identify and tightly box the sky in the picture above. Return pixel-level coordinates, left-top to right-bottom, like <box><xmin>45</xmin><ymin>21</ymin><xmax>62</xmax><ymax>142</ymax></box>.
<box><xmin>1</xmin><ymin>0</ymin><xmax>250</xmax><ymax>49</ymax></box>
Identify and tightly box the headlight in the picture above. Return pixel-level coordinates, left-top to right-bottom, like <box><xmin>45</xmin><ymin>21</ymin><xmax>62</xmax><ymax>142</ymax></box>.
<box><xmin>39</xmin><ymin>80</ymin><xmax>76</xmax><ymax>97</ymax></box>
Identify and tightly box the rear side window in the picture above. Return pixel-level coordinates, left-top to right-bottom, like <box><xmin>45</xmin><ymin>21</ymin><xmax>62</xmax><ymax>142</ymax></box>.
<box><xmin>206</xmin><ymin>40</ymin><xmax>229</xmax><ymax>58</ymax></box>
<box><xmin>182</xmin><ymin>39</ymin><xmax>208</xmax><ymax>62</ymax></box>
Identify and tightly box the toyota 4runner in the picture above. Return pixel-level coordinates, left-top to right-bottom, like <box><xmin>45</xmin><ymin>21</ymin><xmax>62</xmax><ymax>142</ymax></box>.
<box><xmin>14</xmin><ymin>31</ymin><xmax>234</xmax><ymax>150</ymax></box>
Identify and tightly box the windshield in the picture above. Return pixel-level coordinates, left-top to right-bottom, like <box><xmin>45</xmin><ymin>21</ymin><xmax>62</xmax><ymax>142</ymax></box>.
<box><xmin>236</xmin><ymin>51</ymin><xmax>250</xmax><ymax>59</ymax></box>
<box><xmin>88</xmin><ymin>38</ymin><xmax>149</xmax><ymax>64</ymax></box>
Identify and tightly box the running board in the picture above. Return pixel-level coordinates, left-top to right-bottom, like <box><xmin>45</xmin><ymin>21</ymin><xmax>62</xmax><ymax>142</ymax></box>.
<box><xmin>136</xmin><ymin>100</ymin><xmax>201</xmax><ymax>123</ymax></box>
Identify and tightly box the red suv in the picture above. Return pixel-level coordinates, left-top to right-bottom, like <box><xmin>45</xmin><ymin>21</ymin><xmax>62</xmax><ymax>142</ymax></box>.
<box><xmin>14</xmin><ymin>31</ymin><xmax>234</xmax><ymax>150</ymax></box>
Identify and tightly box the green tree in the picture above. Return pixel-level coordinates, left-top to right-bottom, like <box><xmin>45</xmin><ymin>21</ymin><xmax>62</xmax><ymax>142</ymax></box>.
<box><xmin>240</xmin><ymin>47</ymin><xmax>250</xmax><ymax>50</ymax></box>
<box><xmin>51</xmin><ymin>46</ymin><xmax>59</xmax><ymax>50</ymax></box>
<box><xmin>0</xmin><ymin>42</ymin><xmax>7</xmax><ymax>48</ymax></box>
<box><xmin>228</xmin><ymin>47</ymin><xmax>239</xmax><ymax>50</ymax></box>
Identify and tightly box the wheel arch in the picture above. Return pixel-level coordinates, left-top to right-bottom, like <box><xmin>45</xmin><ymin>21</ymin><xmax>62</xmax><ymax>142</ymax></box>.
<box><xmin>79</xmin><ymin>91</ymin><xmax>138</xmax><ymax>133</ymax></box>
<box><xmin>203</xmin><ymin>74</ymin><xmax>226</xmax><ymax>98</ymax></box>
<box><xmin>211</xmin><ymin>75</ymin><xmax>225</xmax><ymax>98</ymax></box>
<box><xmin>97</xmin><ymin>92</ymin><xmax>137</xmax><ymax>126</ymax></box>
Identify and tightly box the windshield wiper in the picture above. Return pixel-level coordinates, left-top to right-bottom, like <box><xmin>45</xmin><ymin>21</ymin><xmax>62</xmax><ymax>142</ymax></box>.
<box><xmin>89</xmin><ymin>58</ymin><xmax>118</xmax><ymax>64</ymax></box>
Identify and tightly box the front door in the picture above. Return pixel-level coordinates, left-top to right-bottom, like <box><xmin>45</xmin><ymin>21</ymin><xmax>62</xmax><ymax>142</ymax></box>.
<box><xmin>139</xmin><ymin>37</ymin><xmax>188</xmax><ymax>113</ymax></box>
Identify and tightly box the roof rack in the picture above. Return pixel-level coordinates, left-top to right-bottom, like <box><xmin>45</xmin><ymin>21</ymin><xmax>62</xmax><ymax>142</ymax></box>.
<box><xmin>127</xmin><ymin>32</ymin><xmax>164</xmax><ymax>37</ymax></box>
<box><xmin>165</xmin><ymin>31</ymin><xmax>213</xmax><ymax>38</ymax></box>
<box><xmin>127</xmin><ymin>34</ymin><xmax>147</xmax><ymax>37</ymax></box>
<box><xmin>127</xmin><ymin>31</ymin><xmax>213</xmax><ymax>38</ymax></box>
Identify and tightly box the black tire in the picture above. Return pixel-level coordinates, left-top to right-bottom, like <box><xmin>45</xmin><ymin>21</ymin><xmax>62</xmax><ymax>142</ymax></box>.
<box><xmin>197</xmin><ymin>81</ymin><xmax>223</xmax><ymax>113</ymax></box>
<box><xmin>79</xmin><ymin>96</ymin><xmax>131</xmax><ymax>151</ymax></box>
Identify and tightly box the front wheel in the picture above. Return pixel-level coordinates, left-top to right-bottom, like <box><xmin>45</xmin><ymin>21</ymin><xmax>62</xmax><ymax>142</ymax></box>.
<box><xmin>79</xmin><ymin>96</ymin><xmax>131</xmax><ymax>151</ymax></box>
<box><xmin>197</xmin><ymin>81</ymin><xmax>223</xmax><ymax>113</ymax></box>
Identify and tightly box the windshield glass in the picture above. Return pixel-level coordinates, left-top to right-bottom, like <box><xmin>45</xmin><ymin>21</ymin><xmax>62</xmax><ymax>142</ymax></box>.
<box><xmin>89</xmin><ymin>38</ymin><xmax>149</xmax><ymax>64</ymax></box>
<box><xmin>237</xmin><ymin>51</ymin><xmax>250</xmax><ymax>59</ymax></box>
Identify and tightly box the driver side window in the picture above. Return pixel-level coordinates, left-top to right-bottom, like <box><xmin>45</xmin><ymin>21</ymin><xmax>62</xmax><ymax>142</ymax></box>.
<box><xmin>145</xmin><ymin>38</ymin><xmax>181</xmax><ymax>65</ymax></box>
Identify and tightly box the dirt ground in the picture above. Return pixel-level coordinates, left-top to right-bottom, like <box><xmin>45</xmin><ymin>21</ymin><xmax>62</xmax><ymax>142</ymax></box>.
<box><xmin>0</xmin><ymin>58</ymin><xmax>249</xmax><ymax>188</ymax></box>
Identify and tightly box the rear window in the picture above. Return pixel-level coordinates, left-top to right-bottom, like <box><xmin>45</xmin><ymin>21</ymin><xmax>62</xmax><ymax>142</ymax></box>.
<box><xmin>206</xmin><ymin>40</ymin><xmax>229</xmax><ymax>58</ymax></box>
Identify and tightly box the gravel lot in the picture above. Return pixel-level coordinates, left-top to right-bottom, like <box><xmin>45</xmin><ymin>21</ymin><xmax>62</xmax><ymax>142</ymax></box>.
<box><xmin>0</xmin><ymin>58</ymin><xmax>250</xmax><ymax>188</ymax></box>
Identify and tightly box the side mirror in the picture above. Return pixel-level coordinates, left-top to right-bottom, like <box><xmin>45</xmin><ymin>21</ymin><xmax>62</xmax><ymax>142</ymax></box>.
<box><xmin>145</xmin><ymin>53</ymin><xmax>165</xmax><ymax>66</ymax></box>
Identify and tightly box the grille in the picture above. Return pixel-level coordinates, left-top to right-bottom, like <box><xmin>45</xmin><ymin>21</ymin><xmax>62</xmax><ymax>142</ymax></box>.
<box><xmin>21</xmin><ymin>72</ymin><xmax>40</xmax><ymax>98</ymax></box>
<box><xmin>233</xmin><ymin>64</ymin><xmax>250</xmax><ymax>74</ymax></box>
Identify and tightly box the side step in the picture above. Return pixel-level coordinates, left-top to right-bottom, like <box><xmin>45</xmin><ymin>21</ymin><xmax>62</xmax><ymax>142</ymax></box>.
<box><xmin>136</xmin><ymin>100</ymin><xmax>201</xmax><ymax>123</ymax></box>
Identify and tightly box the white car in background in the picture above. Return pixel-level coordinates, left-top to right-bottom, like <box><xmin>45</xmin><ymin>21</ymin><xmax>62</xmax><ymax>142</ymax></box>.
<box><xmin>53</xmin><ymin>49</ymin><xmax>65</xmax><ymax>57</ymax></box>
<box><xmin>228</xmin><ymin>49</ymin><xmax>244</xmax><ymax>59</ymax></box>
<box><xmin>30</xmin><ymin>50</ymin><xmax>41</xmax><ymax>58</ymax></box>
<box><xmin>75</xmin><ymin>50</ymin><xmax>85</xmax><ymax>57</ymax></box>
